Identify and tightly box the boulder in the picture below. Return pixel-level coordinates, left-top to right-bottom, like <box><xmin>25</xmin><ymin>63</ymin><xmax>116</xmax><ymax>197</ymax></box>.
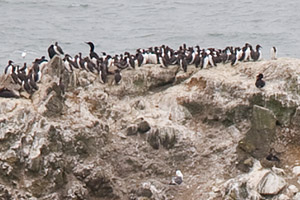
<box><xmin>138</xmin><ymin>120</ymin><xmax>151</xmax><ymax>134</ymax></box>
<box><xmin>292</xmin><ymin>166</ymin><xmax>300</xmax><ymax>176</ymax></box>
<box><xmin>257</xmin><ymin>172</ymin><xmax>286</xmax><ymax>195</ymax></box>
<box><xmin>223</xmin><ymin>160</ymin><xmax>286</xmax><ymax>200</ymax></box>
<box><xmin>251</xmin><ymin>105</ymin><xmax>277</xmax><ymax>131</ymax></box>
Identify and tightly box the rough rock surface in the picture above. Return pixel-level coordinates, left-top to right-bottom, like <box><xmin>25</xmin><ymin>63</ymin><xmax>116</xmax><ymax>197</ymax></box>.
<box><xmin>1</xmin><ymin>57</ymin><xmax>300</xmax><ymax>199</ymax></box>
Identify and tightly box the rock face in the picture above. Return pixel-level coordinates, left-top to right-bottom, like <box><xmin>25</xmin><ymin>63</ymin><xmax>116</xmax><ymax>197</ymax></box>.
<box><xmin>1</xmin><ymin>57</ymin><xmax>300</xmax><ymax>199</ymax></box>
<box><xmin>223</xmin><ymin>161</ymin><xmax>287</xmax><ymax>199</ymax></box>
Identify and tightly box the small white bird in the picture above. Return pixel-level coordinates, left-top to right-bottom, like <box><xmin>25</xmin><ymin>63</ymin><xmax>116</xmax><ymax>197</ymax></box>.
<box><xmin>21</xmin><ymin>50</ymin><xmax>27</xmax><ymax>59</ymax></box>
<box><xmin>170</xmin><ymin>170</ymin><xmax>183</xmax><ymax>185</ymax></box>
<box><xmin>270</xmin><ymin>46</ymin><xmax>277</xmax><ymax>60</ymax></box>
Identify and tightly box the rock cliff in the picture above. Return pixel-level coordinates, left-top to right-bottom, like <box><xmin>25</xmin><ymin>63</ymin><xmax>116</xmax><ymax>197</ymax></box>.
<box><xmin>1</xmin><ymin>56</ymin><xmax>300</xmax><ymax>199</ymax></box>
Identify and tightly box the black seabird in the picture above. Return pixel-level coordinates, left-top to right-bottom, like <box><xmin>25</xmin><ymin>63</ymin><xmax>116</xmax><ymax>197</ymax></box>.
<box><xmin>48</xmin><ymin>42</ymin><xmax>64</xmax><ymax>59</ymax></box>
<box><xmin>48</xmin><ymin>45</ymin><xmax>56</xmax><ymax>59</ymax></box>
<box><xmin>99</xmin><ymin>59</ymin><xmax>108</xmax><ymax>84</ymax></box>
<box><xmin>231</xmin><ymin>48</ymin><xmax>239</xmax><ymax>66</ymax></box>
<box><xmin>54</xmin><ymin>42</ymin><xmax>64</xmax><ymax>56</ymax></box>
<box><xmin>11</xmin><ymin>66</ymin><xmax>21</xmax><ymax>85</ymax></box>
<box><xmin>31</xmin><ymin>61</ymin><xmax>42</xmax><ymax>82</ymax></box>
<box><xmin>136</xmin><ymin>50</ymin><xmax>144</xmax><ymax>67</ymax></box>
<box><xmin>124</xmin><ymin>52</ymin><xmax>135</xmax><ymax>69</ymax></box>
<box><xmin>114</xmin><ymin>69</ymin><xmax>122</xmax><ymax>85</ymax></box>
<box><xmin>114</xmin><ymin>56</ymin><xmax>129</xmax><ymax>70</ymax></box>
<box><xmin>178</xmin><ymin>53</ymin><xmax>188</xmax><ymax>72</ymax></box>
<box><xmin>19</xmin><ymin>62</ymin><xmax>28</xmax><ymax>74</ymax></box>
<box><xmin>238</xmin><ymin>43</ymin><xmax>251</xmax><ymax>62</ymax></box>
<box><xmin>63</xmin><ymin>54</ymin><xmax>73</xmax><ymax>72</ymax></box>
<box><xmin>169</xmin><ymin>51</ymin><xmax>178</xmax><ymax>65</ymax></box>
<box><xmin>270</xmin><ymin>46</ymin><xmax>277</xmax><ymax>60</ymax></box>
<box><xmin>251</xmin><ymin>45</ymin><xmax>262</xmax><ymax>61</ymax></box>
<box><xmin>85</xmin><ymin>41</ymin><xmax>100</xmax><ymax>65</ymax></box>
<box><xmin>255</xmin><ymin>73</ymin><xmax>265</xmax><ymax>88</ymax></box>
<box><xmin>185</xmin><ymin>47</ymin><xmax>194</xmax><ymax>64</ymax></box>
<box><xmin>17</xmin><ymin>65</ymin><xmax>27</xmax><ymax>83</ymax></box>
<box><xmin>28</xmin><ymin>71</ymin><xmax>39</xmax><ymax>91</ymax></box>
<box><xmin>84</xmin><ymin>57</ymin><xmax>96</xmax><ymax>73</ymax></box>
<box><xmin>22</xmin><ymin>76</ymin><xmax>33</xmax><ymax>94</ymax></box>
<box><xmin>4</xmin><ymin>60</ymin><xmax>14</xmax><ymax>74</ymax></box>
<box><xmin>158</xmin><ymin>52</ymin><xmax>169</xmax><ymax>68</ymax></box>
<box><xmin>77</xmin><ymin>53</ymin><xmax>86</xmax><ymax>70</ymax></box>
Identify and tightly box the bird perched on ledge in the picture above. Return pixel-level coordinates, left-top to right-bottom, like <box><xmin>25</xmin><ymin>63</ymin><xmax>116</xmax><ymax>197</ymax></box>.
<box><xmin>48</xmin><ymin>42</ymin><xmax>64</xmax><ymax>59</ymax></box>
<box><xmin>270</xmin><ymin>46</ymin><xmax>277</xmax><ymax>60</ymax></box>
<box><xmin>255</xmin><ymin>73</ymin><xmax>265</xmax><ymax>88</ymax></box>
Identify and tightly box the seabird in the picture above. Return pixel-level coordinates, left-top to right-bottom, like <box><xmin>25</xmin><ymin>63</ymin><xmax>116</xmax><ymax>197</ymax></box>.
<box><xmin>84</xmin><ymin>57</ymin><xmax>97</xmax><ymax>73</ymax></box>
<box><xmin>63</xmin><ymin>54</ymin><xmax>73</xmax><ymax>72</ymax></box>
<box><xmin>158</xmin><ymin>52</ymin><xmax>169</xmax><ymax>68</ymax></box>
<box><xmin>11</xmin><ymin>66</ymin><xmax>21</xmax><ymax>85</ymax></box>
<box><xmin>54</xmin><ymin>42</ymin><xmax>64</xmax><ymax>56</ymax></box>
<box><xmin>202</xmin><ymin>51</ymin><xmax>209</xmax><ymax>69</ymax></box>
<box><xmin>270</xmin><ymin>46</ymin><xmax>277</xmax><ymax>60</ymax></box>
<box><xmin>85</xmin><ymin>41</ymin><xmax>100</xmax><ymax>65</ymax></box>
<box><xmin>251</xmin><ymin>45</ymin><xmax>262</xmax><ymax>61</ymax></box>
<box><xmin>48</xmin><ymin>42</ymin><xmax>64</xmax><ymax>59</ymax></box>
<box><xmin>28</xmin><ymin>71</ymin><xmax>39</xmax><ymax>91</ymax></box>
<box><xmin>48</xmin><ymin>45</ymin><xmax>56</xmax><ymax>59</ymax></box>
<box><xmin>136</xmin><ymin>50</ymin><xmax>144</xmax><ymax>67</ymax></box>
<box><xmin>244</xmin><ymin>43</ymin><xmax>252</xmax><ymax>61</ymax></box>
<box><xmin>255</xmin><ymin>73</ymin><xmax>265</xmax><ymax>88</ymax></box>
<box><xmin>17</xmin><ymin>65</ymin><xmax>27</xmax><ymax>83</ymax></box>
<box><xmin>124</xmin><ymin>52</ymin><xmax>135</xmax><ymax>69</ymax></box>
<box><xmin>170</xmin><ymin>170</ymin><xmax>183</xmax><ymax>185</ymax></box>
<box><xmin>114</xmin><ymin>69</ymin><xmax>122</xmax><ymax>85</ymax></box>
<box><xmin>147</xmin><ymin>47</ymin><xmax>158</xmax><ymax>64</ymax></box>
<box><xmin>4</xmin><ymin>60</ymin><xmax>14</xmax><ymax>74</ymax></box>
<box><xmin>99</xmin><ymin>60</ymin><xmax>108</xmax><ymax>83</ymax></box>
<box><xmin>239</xmin><ymin>43</ymin><xmax>251</xmax><ymax>62</ymax></box>
<box><xmin>77</xmin><ymin>53</ymin><xmax>86</xmax><ymax>70</ymax></box>
<box><xmin>22</xmin><ymin>76</ymin><xmax>33</xmax><ymax>94</ymax></box>
<box><xmin>231</xmin><ymin>48</ymin><xmax>239</xmax><ymax>66</ymax></box>
<box><xmin>178</xmin><ymin>53</ymin><xmax>188</xmax><ymax>72</ymax></box>
<box><xmin>21</xmin><ymin>50</ymin><xmax>27</xmax><ymax>59</ymax></box>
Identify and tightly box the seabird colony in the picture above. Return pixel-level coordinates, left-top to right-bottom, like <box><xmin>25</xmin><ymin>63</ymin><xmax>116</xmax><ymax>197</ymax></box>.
<box><xmin>1</xmin><ymin>42</ymin><xmax>265</xmax><ymax>97</ymax></box>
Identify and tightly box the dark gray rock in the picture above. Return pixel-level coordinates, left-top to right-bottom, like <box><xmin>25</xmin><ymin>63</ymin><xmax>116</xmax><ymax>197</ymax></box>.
<box><xmin>126</xmin><ymin>124</ymin><xmax>138</xmax><ymax>136</ymax></box>
<box><xmin>147</xmin><ymin>129</ymin><xmax>160</xmax><ymax>149</ymax></box>
<box><xmin>138</xmin><ymin>120</ymin><xmax>151</xmax><ymax>133</ymax></box>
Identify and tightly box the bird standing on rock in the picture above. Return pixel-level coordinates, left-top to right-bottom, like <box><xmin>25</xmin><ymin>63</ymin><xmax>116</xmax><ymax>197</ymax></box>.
<box><xmin>85</xmin><ymin>41</ymin><xmax>100</xmax><ymax>65</ymax></box>
<box><xmin>270</xmin><ymin>46</ymin><xmax>277</xmax><ymax>60</ymax></box>
<box><xmin>255</xmin><ymin>73</ymin><xmax>265</xmax><ymax>88</ymax></box>
<box><xmin>4</xmin><ymin>60</ymin><xmax>14</xmax><ymax>74</ymax></box>
<box><xmin>114</xmin><ymin>69</ymin><xmax>122</xmax><ymax>85</ymax></box>
<box><xmin>169</xmin><ymin>170</ymin><xmax>183</xmax><ymax>185</ymax></box>
<box><xmin>48</xmin><ymin>42</ymin><xmax>64</xmax><ymax>59</ymax></box>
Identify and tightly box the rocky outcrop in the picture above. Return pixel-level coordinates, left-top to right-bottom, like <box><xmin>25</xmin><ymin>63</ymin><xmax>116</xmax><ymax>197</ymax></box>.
<box><xmin>1</xmin><ymin>57</ymin><xmax>300</xmax><ymax>199</ymax></box>
<box><xmin>223</xmin><ymin>161</ymin><xmax>287</xmax><ymax>199</ymax></box>
<box><xmin>237</xmin><ymin>105</ymin><xmax>277</xmax><ymax>171</ymax></box>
